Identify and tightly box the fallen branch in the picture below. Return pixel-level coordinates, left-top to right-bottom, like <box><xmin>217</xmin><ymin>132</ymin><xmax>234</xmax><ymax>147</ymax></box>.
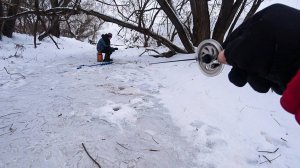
<box><xmin>116</xmin><ymin>142</ymin><xmax>131</xmax><ymax>150</ymax></box>
<box><xmin>258</xmin><ymin>148</ymin><xmax>279</xmax><ymax>154</ymax></box>
<box><xmin>259</xmin><ymin>154</ymin><xmax>281</xmax><ymax>164</ymax></box>
<box><xmin>139</xmin><ymin>48</ymin><xmax>160</xmax><ymax>57</ymax></box>
<box><xmin>148</xmin><ymin>149</ymin><xmax>160</xmax><ymax>152</ymax></box>
<box><xmin>262</xmin><ymin>155</ymin><xmax>271</xmax><ymax>163</ymax></box>
<box><xmin>37</xmin><ymin>16</ymin><xmax>60</xmax><ymax>49</ymax></box>
<box><xmin>82</xmin><ymin>143</ymin><xmax>101</xmax><ymax>168</ymax></box>
<box><xmin>152</xmin><ymin>136</ymin><xmax>159</xmax><ymax>144</ymax></box>
<box><xmin>270</xmin><ymin>114</ymin><xmax>281</xmax><ymax>126</ymax></box>
<box><xmin>281</xmin><ymin>138</ymin><xmax>287</xmax><ymax>142</ymax></box>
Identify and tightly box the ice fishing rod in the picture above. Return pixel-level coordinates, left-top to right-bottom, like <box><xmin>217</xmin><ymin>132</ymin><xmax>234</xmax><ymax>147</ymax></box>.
<box><xmin>150</xmin><ymin>39</ymin><xmax>224</xmax><ymax>77</ymax></box>
<box><xmin>149</xmin><ymin>58</ymin><xmax>196</xmax><ymax>65</ymax></box>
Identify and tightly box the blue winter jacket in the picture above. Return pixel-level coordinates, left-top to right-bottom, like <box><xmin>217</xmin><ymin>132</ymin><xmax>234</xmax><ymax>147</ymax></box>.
<box><xmin>97</xmin><ymin>34</ymin><xmax>111</xmax><ymax>52</ymax></box>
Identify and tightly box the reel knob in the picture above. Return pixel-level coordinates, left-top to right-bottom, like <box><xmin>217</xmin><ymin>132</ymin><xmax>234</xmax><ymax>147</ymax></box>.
<box><xmin>196</xmin><ymin>39</ymin><xmax>224</xmax><ymax>77</ymax></box>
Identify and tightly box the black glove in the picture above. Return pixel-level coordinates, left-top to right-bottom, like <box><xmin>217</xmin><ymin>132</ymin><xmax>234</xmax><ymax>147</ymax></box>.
<box><xmin>228</xmin><ymin>67</ymin><xmax>271</xmax><ymax>93</ymax></box>
<box><xmin>223</xmin><ymin>4</ymin><xmax>300</xmax><ymax>95</ymax></box>
<box><xmin>114</xmin><ymin>47</ymin><xmax>118</xmax><ymax>50</ymax></box>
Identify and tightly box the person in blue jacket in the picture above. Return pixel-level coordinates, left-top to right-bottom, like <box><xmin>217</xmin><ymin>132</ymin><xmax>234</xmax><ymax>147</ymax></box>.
<box><xmin>97</xmin><ymin>33</ymin><xmax>118</xmax><ymax>62</ymax></box>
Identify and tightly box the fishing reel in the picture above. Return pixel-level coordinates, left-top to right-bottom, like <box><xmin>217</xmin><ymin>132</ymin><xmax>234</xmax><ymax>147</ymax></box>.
<box><xmin>196</xmin><ymin>39</ymin><xmax>224</xmax><ymax>77</ymax></box>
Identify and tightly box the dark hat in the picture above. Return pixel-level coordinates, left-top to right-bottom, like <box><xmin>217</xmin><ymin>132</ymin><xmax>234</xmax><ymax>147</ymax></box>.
<box><xmin>107</xmin><ymin>33</ymin><xmax>112</xmax><ymax>37</ymax></box>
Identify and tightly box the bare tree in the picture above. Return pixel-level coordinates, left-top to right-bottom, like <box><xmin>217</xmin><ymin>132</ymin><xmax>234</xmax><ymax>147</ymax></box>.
<box><xmin>38</xmin><ymin>0</ymin><xmax>73</xmax><ymax>40</ymax></box>
<box><xmin>245</xmin><ymin>0</ymin><xmax>264</xmax><ymax>20</ymax></box>
<box><xmin>2</xmin><ymin>0</ymin><xmax>20</xmax><ymax>38</ymax></box>
<box><xmin>111</xmin><ymin>0</ymin><xmax>161</xmax><ymax>47</ymax></box>
<box><xmin>0</xmin><ymin>1</ymin><xmax>3</xmax><ymax>40</ymax></box>
<box><xmin>0</xmin><ymin>0</ymin><xmax>265</xmax><ymax>55</ymax></box>
<box><xmin>190</xmin><ymin>0</ymin><xmax>210</xmax><ymax>45</ymax></box>
<box><xmin>157</xmin><ymin>0</ymin><xmax>194</xmax><ymax>52</ymax></box>
<box><xmin>49</xmin><ymin>0</ymin><xmax>60</xmax><ymax>37</ymax></box>
<box><xmin>61</xmin><ymin>13</ymin><xmax>104</xmax><ymax>41</ymax></box>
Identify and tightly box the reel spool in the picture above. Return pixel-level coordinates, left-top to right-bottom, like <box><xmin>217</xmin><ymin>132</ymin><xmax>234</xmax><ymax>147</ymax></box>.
<box><xmin>196</xmin><ymin>39</ymin><xmax>224</xmax><ymax>77</ymax></box>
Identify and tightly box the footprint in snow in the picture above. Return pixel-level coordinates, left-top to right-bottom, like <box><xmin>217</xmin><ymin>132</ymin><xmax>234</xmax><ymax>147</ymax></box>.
<box><xmin>260</xmin><ymin>131</ymin><xmax>288</xmax><ymax>147</ymax></box>
<box><xmin>190</xmin><ymin>121</ymin><xmax>222</xmax><ymax>137</ymax></box>
<box><xmin>205</xmin><ymin>125</ymin><xmax>222</xmax><ymax>136</ymax></box>
<box><xmin>205</xmin><ymin>138</ymin><xmax>228</xmax><ymax>150</ymax></box>
<box><xmin>190</xmin><ymin>121</ymin><xmax>228</xmax><ymax>154</ymax></box>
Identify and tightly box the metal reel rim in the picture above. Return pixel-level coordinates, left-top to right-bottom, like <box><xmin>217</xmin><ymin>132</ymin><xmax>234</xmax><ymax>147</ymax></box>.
<box><xmin>196</xmin><ymin>39</ymin><xmax>224</xmax><ymax>77</ymax></box>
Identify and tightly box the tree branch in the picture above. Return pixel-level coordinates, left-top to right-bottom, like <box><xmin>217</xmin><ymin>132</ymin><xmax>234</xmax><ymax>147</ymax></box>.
<box><xmin>78</xmin><ymin>7</ymin><xmax>187</xmax><ymax>53</ymax></box>
<box><xmin>82</xmin><ymin>143</ymin><xmax>101</xmax><ymax>168</ymax></box>
<box><xmin>0</xmin><ymin>6</ymin><xmax>187</xmax><ymax>53</ymax></box>
<box><xmin>157</xmin><ymin>0</ymin><xmax>194</xmax><ymax>52</ymax></box>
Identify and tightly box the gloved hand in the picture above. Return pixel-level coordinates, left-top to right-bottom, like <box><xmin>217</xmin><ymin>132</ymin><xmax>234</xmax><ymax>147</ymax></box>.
<box><xmin>222</xmin><ymin>4</ymin><xmax>300</xmax><ymax>125</ymax></box>
<box><xmin>222</xmin><ymin>4</ymin><xmax>300</xmax><ymax>95</ymax></box>
<box><xmin>228</xmin><ymin>67</ymin><xmax>274</xmax><ymax>93</ymax></box>
<box><xmin>114</xmin><ymin>47</ymin><xmax>118</xmax><ymax>50</ymax></box>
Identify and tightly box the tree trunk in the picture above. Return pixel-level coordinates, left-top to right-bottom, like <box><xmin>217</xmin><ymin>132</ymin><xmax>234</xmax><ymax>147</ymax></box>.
<box><xmin>2</xmin><ymin>0</ymin><xmax>20</xmax><ymax>38</ymax></box>
<box><xmin>190</xmin><ymin>0</ymin><xmax>210</xmax><ymax>46</ymax></box>
<box><xmin>245</xmin><ymin>0</ymin><xmax>263</xmax><ymax>21</ymax></box>
<box><xmin>157</xmin><ymin>0</ymin><xmax>194</xmax><ymax>53</ymax></box>
<box><xmin>49</xmin><ymin>17</ymin><xmax>60</xmax><ymax>38</ymax></box>
<box><xmin>49</xmin><ymin>0</ymin><xmax>60</xmax><ymax>37</ymax></box>
<box><xmin>38</xmin><ymin>0</ymin><xmax>72</xmax><ymax>40</ymax></box>
<box><xmin>212</xmin><ymin>0</ymin><xmax>245</xmax><ymax>43</ymax></box>
<box><xmin>34</xmin><ymin>0</ymin><xmax>39</xmax><ymax>48</ymax></box>
<box><xmin>0</xmin><ymin>2</ymin><xmax>3</xmax><ymax>40</ymax></box>
<box><xmin>212</xmin><ymin>0</ymin><xmax>234</xmax><ymax>42</ymax></box>
<box><xmin>228</xmin><ymin>0</ymin><xmax>247</xmax><ymax>35</ymax></box>
<box><xmin>38</xmin><ymin>0</ymin><xmax>61</xmax><ymax>40</ymax></box>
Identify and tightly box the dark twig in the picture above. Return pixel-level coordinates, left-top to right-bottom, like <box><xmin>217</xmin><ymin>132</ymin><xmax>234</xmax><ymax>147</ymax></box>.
<box><xmin>258</xmin><ymin>148</ymin><xmax>279</xmax><ymax>154</ymax></box>
<box><xmin>9</xmin><ymin>124</ymin><xmax>14</xmax><ymax>132</ymax></box>
<box><xmin>148</xmin><ymin>149</ymin><xmax>160</xmax><ymax>152</ymax></box>
<box><xmin>259</xmin><ymin>154</ymin><xmax>281</xmax><ymax>164</ymax></box>
<box><xmin>262</xmin><ymin>155</ymin><xmax>271</xmax><ymax>163</ymax></box>
<box><xmin>270</xmin><ymin>114</ymin><xmax>281</xmax><ymax>126</ymax></box>
<box><xmin>45</xmin><ymin>33</ymin><xmax>60</xmax><ymax>49</ymax></box>
<box><xmin>116</xmin><ymin>142</ymin><xmax>131</xmax><ymax>150</ymax></box>
<box><xmin>281</xmin><ymin>138</ymin><xmax>287</xmax><ymax>142</ymax></box>
<box><xmin>81</xmin><ymin>143</ymin><xmax>101</xmax><ymax>168</ymax></box>
<box><xmin>152</xmin><ymin>136</ymin><xmax>159</xmax><ymax>144</ymax></box>
<box><xmin>95</xmin><ymin>0</ymin><xmax>127</xmax><ymax>7</ymax></box>
<box><xmin>139</xmin><ymin>48</ymin><xmax>160</xmax><ymax>57</ymax></box>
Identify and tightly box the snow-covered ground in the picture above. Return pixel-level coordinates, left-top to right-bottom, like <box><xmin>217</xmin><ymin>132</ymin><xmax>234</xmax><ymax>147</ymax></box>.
<box><xmin>0</xmin><ymin>34</ymin><xmax>299</xmax><ymax>168</ymax></box>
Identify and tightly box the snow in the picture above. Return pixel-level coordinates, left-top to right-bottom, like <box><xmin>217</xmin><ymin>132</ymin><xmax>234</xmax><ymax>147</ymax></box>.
<box><xmin>259</xmin><ymin>1</ymin><xmax>300</xmax><ymax>10</ymax></box>
<box><xmin>1</xmin><ymin>33</ymin><xmax>300</xmax><ymax>168</ymax></box>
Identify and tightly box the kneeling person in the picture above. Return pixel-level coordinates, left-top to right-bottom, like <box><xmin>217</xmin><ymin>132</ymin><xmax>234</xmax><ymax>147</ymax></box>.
<box><xmin>97</xmin><ymin>33</ymin><xmax>118</xmax><ymax>62</ymax></box>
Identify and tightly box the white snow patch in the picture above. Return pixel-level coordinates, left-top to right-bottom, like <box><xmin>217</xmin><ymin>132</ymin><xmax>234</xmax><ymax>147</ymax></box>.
<box><xmin>1</xmin><ymin>31</ymin><xmax>300</xmax><ymax>168</ymax></box>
